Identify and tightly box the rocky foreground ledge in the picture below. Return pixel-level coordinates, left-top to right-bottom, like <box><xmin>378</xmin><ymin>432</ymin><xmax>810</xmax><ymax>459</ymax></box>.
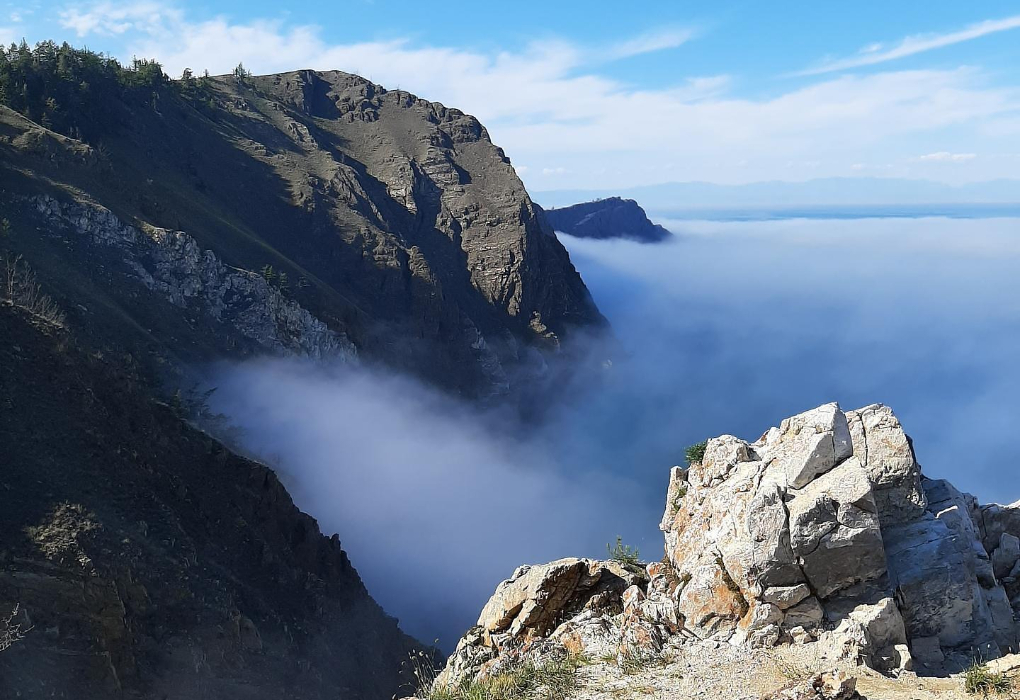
<box><xmin>423</xmin><ymin>403</ymin><xmax>1020</xmax><ymax>699</ymax></box>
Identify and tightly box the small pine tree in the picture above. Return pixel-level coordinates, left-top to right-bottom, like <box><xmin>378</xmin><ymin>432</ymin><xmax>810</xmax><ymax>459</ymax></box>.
<box><xmin>232</xmin><ymin>62</ymin><xmax>251</xmax><ymax>83</ymax></box>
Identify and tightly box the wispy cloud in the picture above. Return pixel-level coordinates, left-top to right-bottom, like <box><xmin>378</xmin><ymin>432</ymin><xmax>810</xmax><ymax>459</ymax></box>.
<box><xmin>606</xmin><ymin>27</ymin><xmax>695</xmax><ymax>60</ymax></box>
<box><xmin>59</xmin><ymin>1</ymin><xmax>181</xmax><ymax>37</ymax></box>
<box><xmin>798</xmin><ymin>14</ymin><xmax>1020</xmax><ymax>76</ymax></box>
<box><xmin>917</xmin><ymin>151</ymin><xmax>977</xmax><ymax>162</ymax></box>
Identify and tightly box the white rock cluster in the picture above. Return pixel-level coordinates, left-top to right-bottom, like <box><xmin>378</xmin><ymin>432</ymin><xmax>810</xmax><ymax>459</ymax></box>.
<box><xmin>439</xmin><ymin>403</ymin><xmax>1020</xmax><ymax>689</ymax></box>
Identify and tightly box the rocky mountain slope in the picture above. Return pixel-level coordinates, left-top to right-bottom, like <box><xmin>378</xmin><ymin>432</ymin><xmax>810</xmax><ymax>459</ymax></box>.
<box><xmin>0</xmin><ymin>303</ymin><xmax>419</xmax><ymax>699</ymax></box>
<box><xmin>1</xmin><ymin>48</ymin><xmax>604</xmax><ymax>398</ymax></box>
<box><xmin>540</xmin><ymin>197</ymin><xmax>671</xmax><ymax>243</ymax></box>
<box><xmin>423</xmin><ymin>402</ymin><xmax>1020</xmax><ymax>699</ymax></box>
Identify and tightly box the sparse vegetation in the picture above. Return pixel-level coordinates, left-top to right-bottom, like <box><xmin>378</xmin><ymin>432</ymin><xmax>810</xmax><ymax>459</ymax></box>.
<box><xmin>233</xmin><ymin>62</ymin><xmax>252</xmax><ymax>84</ymax></box>
<box><xmin>2</xmin><ymin>254</ymin><xmax>67</xmax><ymax>327</ymax></box>
<box><xmin>685</xmin><ymin>440</ymin><xmax>707</xmax><ymax>466</ymax></box>
<box><xmin>607</xmin><ymin>536</ymin><xmax>641</xmax><ymax>567</ymax></box>
<box><xmin>259</xmin><ymin>264</ymin><xmax>290</xmax><ymax>291</ymax></box>
<box><xmin>964</xmin><ymin>661</ymin><xmax>1014</xmax><ymax>696</ymax></box>
<box><xmin>169</xmin><ymin>385</ymin><xmax>219</xmax><ymax>420</ymax></box>
<box><xmin>618</xmin><ymin>650</ymin><xmax>665</xmax><ymax>676</ymax></box>
<box><xmin>0</xmin><ymin>41</ymin><xmax>171</xmax><ymax>141</ymax></box>
<box><xmin>421</xmin><ymin>653</ymin><xmax>584</xmax><ymax>700</ymax></box>
<box><xmin>1</xmin><ymin>605</ymin><xmax>29</xmax><ymax>653</ymax></box>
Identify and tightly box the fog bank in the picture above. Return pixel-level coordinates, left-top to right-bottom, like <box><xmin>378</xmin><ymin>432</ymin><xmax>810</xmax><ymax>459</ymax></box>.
<box><xmin>209</xmin><ymin>213</ymin><xmax>1020</xmax><ymax>648</ymax></box>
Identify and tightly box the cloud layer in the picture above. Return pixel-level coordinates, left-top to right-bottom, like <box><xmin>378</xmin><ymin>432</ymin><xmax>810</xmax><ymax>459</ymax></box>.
<box><xmin>205</xmin><ymin>212</ymin><xmax>1020</xmax><ymax>649</ymax></box>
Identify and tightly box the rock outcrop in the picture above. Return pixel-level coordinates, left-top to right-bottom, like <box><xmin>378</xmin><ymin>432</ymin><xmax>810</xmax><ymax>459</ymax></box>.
<box><xmin>31</xmin><ymin>194</ymin><xmax>356</xmax><ymax>360</ymax></box>
<box><xmin>539</xmin><ymin>197</ymin><xmax>672</xmax><ymax>243</ymax></box>
<box><xmin>438</xmin><ymin>402</ymin><xmax>1020</xmax><ymax>690</ymax></box>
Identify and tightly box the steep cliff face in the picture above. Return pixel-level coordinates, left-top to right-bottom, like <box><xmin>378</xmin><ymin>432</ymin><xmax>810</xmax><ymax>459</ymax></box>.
<box><xmin>539</xmin><ymin>197</ymin><xmax>671</xmax><ymax>243</ymax></box>
<box><xmin>0</xmin><ymin>304</ymin><xmax>419</xmax><ymax>699</ymax></box>
<box><xmin>0</xmin><ymin>66</ymin><xmax>604</xmax><ymax>396</ymax></box>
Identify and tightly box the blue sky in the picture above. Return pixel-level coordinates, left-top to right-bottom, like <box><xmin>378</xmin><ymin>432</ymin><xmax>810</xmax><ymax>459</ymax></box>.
<box><xmin>4</xmin><ymin>1</ymin><xmax>1020</xmax><ymax>189</ymax></box>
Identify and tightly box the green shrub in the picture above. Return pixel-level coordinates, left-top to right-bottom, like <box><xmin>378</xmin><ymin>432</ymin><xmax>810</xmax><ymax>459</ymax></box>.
<box><xmin>964</xmin><ymin>662</ymin><xmax>1013</xmax><ymax>695</ymax></box>
<box><xmin>685</xmin><ymin>441</ymin><xmax>707</xmax><ymax>466</ymax></box>
<box><xmin>607</xmin><ymin>536</ymin><xmax>640</xmax><ymax>566</ymax></box>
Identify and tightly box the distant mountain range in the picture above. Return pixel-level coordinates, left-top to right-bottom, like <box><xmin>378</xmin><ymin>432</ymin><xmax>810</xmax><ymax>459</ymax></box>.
<box><xmin>535</xmin><ymin>177</ymin><xmax>1020</xmax><ymax>212</ymax></box>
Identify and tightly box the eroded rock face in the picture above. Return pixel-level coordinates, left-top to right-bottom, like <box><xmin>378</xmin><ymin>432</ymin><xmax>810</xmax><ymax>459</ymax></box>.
<box><xmin>436</xmin><ymin>558</ymin><xmax>646</xmax><ymax>687</ymax></box>
<box><xmin>438</xmin><ymin>402</ymin><xmax>1020</xmax><ymax>690</ymax></box>
<box><xmin>32</xmin><ymin>195</ymin><xmax>356</xmax><ymax>360</ymax></box>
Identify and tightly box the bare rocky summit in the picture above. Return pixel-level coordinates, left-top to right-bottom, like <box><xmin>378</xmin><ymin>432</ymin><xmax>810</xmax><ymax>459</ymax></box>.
<box><xmin>431</xmin><ymin>402</ymin><xmax>1020</xmax><ymax>698</ymax></box>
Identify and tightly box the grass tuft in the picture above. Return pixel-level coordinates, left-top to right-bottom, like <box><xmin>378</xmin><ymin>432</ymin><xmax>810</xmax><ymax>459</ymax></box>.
<box><xmin>607</xmin><ymin>536</ymin><xmax>641</xmax><ymax>567</ymax></box>
<box><xmin>427</xmin><ymin>654</ymin><xmax>585</xmax><ymax>700</ymax></box>
<box><xmin>964</xmin><ymin>661</ymin><xmax>1014</xmax><ymax>696</ymax></box>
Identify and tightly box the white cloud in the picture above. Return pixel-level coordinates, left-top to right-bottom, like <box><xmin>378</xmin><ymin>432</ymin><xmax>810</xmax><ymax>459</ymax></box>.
<box><xmin>799</xmin><ymin>14</ymin><xmax>1020</xmax><ymax>75</ymax></box>
<box><xmin>48</xmin><ymin>1</ymin><xmax>1020</xmax><ymax>187</ymax></box>
<box><xmin>606</xmin><ymin>27</ymin><xmax>695</xmax><ymax>60</ymax></box>
<box><xmin>59</xmin><ymin>1</ymin><xmax>181</xmax><ymax>37</ymax></box>
<box><xmin>917</xmin><ymin>151</ymin><xmax>978</xmax><ymax>162</ymax></box>
<box><xmin>0</xmin><ymin>26</ymin><xmax>15</xmax><ymax>45</ymax></box>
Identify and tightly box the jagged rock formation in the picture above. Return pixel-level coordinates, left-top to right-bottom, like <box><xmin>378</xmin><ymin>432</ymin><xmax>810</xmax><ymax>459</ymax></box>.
<box><xmin>0</xmin><ymin>66</ymin><xmax>604</xmax><ymax>397</ymax></box>
<box><xmin>539</xmin><ymin>197</ymin><xmax>671</xmax><ymax>243</ymax></box>
<box><xmin>437</xmin><ymin>402</ymin><xmax>1020</xmax><ymax>692</ymax></box>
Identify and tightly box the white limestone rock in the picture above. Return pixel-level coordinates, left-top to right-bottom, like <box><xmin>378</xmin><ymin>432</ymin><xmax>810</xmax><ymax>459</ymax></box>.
<box><xmin>761</xmin><ymin>403</ymin><xmax>852</xmax><ymax>489</ymax></box>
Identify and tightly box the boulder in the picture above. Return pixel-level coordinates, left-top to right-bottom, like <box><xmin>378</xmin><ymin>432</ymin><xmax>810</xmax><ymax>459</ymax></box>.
<box><xmin>438</xmin><ymin>558</ymin><xmax>644</xmax><ymax>687</ymax></box>
<box><xmin>786</xmin><ymin>458</ymin><xmax>886</xmax><ymax>598</ymax></box>
<box><xmin>824</xmin><ymin>597</ymin><xmax>907</xmax><ymax>666</ymax></box>
<box><xmin>762</xmin><ymin>584</ymin><xmax>812</xmax><ymax>610</ymax></box>
<box><xmin>760</xmin><ymin>403</ymin><xmax>852</xmax><ymax>489</ymax></box>
<box><xmin>883</xmin><ymin>516</ymin><xmax>1001</xmax><ymax>654</ymax></box>
<box><xmin>476</xmin><ymin>558</ymin><xmax>640</xmax><ymax>639</ymax></box>
<box><xmin>845</xmin><ymin>405</ymin><xmax>926</xmax><ymax>524</ymax></box>
<box><xmin>992</xmin><ymin>533</ymin><xmax>1020</xmax><ymax>580</ymax></box>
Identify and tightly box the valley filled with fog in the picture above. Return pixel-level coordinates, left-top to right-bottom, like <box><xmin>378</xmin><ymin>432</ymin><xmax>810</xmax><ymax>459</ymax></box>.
<box><xmin>208</xmin><ymin>212</ymin><xmax>1020</xmax><ymax>649</ymax></box>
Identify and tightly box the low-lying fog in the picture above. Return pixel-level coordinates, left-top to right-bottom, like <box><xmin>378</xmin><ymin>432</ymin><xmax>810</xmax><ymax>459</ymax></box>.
<box><xmin>208</xmin><ymin>213</ymin><xmax>1020</xmax><ymax>649</ymax></box>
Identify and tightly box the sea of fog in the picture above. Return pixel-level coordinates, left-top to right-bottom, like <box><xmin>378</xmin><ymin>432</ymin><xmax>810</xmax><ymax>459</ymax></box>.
<box><xmin>206</xmin><ymin>211</ymin><xmax>1020</xmax><ymax>650</ymax></box>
